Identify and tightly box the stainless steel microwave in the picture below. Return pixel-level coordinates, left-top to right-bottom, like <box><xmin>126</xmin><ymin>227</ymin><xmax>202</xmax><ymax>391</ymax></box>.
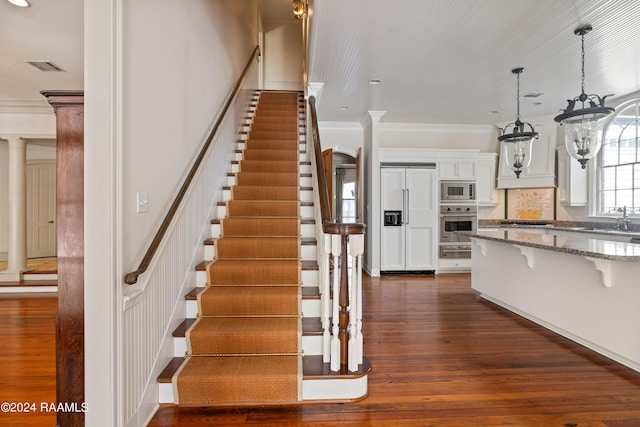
<box><xmin>440</xmin><ymin>181</ymin><xmax>476</xmax><ymax>201</ymax></box>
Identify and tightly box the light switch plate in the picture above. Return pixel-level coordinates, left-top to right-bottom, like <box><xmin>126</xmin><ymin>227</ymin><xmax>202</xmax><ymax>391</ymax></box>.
<box><xmin>136</xmin><ymin>192</ymin><xmax>148</xmax><ymax>213</ymax></box>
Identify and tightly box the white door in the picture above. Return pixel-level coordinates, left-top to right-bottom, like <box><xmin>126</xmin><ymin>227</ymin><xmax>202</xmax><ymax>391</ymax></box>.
<box><xmin>405</xmin><ymin>168</ymin><xmax>437</xmax><ymax>271</ymax></box>
<box><xmin>27</xmin><ymin>160</ymin><xmax>57</xmax><ymax>258</ymax></box>
<box><xmin>381</xmin><ymin>168</ymin><xmax>406</xmax><ymax>271</ymax></box>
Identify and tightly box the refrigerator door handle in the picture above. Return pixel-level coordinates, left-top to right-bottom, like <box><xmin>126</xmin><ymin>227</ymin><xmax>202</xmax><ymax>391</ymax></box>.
<box><xmin>405</xmin><ymin>188</ymin><xmax>410</xmax><ymax>224</ymax></box>
<box><xmin>402</xmin><ymin>189</ymin><xmax>406</xmax><ymax>224</ymax></box>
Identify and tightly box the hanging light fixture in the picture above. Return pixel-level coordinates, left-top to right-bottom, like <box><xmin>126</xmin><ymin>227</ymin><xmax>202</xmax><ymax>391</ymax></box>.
<box><xmin>498</xmin><ymin>67</ymin><xmax>539</xmax><ymax>179</ymax></box>
<box><xmin>554</xmin><ymin>24</ymin><xmax>614</xmax><ymax>169</ymax></box>
<box><xmin>292</xmin><ymin>1</ymin><xmax>306</xmax><ymax>20</ymax></box>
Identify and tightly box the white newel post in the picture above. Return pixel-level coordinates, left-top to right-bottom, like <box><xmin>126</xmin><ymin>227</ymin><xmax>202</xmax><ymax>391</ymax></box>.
<box><xmin>7</xmin><ymin>137</ymin><xmax>28</xmax><ymax>275</ymax></box>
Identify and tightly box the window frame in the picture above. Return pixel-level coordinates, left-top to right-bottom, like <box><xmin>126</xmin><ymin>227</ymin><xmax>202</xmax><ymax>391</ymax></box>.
<box><xmin>592</xmin><ymin>98</ymin><xmax>640</xmax><ymax>218</ymax></box>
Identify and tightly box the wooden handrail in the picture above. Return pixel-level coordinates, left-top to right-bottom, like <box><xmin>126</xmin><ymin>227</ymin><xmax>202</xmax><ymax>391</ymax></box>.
<box><xmin>307</xmin><ymin>96</ymin><xmax>333</xmax><ymax>227</ymax></box>
<box><xmin>125</xmin><ymin>46</ymin><xmax>260</xmax><ymax>285</ymax></box>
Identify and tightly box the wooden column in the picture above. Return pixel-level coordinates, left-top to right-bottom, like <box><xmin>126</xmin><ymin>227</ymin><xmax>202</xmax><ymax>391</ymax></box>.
<box><xmin>42</xmin><ymin>90</ymin><xmax>84</xmax><ymax>427</ymax></box>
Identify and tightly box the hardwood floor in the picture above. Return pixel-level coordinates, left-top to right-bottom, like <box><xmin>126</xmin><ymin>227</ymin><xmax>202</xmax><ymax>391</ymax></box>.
<box><xmin>2</xmin><ymin>274</ymin><xmax>640</xmax><ymax>426</ymax></box>
<box><xmin>149</xmin><ymin>273</ymin><xmax>640</xmax><ymax>426</ymax></box>
<box><xmin>0</xmin><ymin>293</ymin><xmax>56</xmax><ymax>427</ymax></box>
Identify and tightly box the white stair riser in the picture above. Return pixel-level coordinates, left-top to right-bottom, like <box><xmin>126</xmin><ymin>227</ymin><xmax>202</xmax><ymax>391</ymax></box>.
<box><xmin>300</xmin><ymin>205</ymin><xmax>314</xmax><ymax>218</ymax></box>
<box><xmin>196</xmin><ymin>270</ymin><xmax>207</xmax><ymax>287</ymax></box>
<box><xmin>300</xmin><ymin>190</ymin><xmax>313</xmax><ymax>202</ymax></box>
<box><xmin>301</xmin><ymin>245</ymin><xmax>317</xmax><ymax>261</ymax></box>
<box><xmin>301</xmin><ymin>223</ymin><xmax>315</xmax><ymax>237</ymax></box>
<box><xmin>302</xmin><ymin>269</ymin><xmax>318</xmax><ymax>286</ymax></box>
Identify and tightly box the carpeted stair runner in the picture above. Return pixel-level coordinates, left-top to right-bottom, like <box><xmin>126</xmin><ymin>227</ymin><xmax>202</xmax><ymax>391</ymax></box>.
<box><xmin>173</xmin><ymin>91</ymin><xmax>303</xmax><ymax>406</ymax></box>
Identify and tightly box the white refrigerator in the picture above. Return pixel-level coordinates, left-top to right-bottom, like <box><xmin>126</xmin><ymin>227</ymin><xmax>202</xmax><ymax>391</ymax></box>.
<box><xmin>381</xmin><ymin>165</ymin><xmax>437</xmax><ymax>272</ymax></box>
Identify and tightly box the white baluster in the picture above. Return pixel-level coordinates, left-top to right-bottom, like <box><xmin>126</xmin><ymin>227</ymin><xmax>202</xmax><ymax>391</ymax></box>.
<box><xmin>348</xmin><ymin>234</ymin><xmax>364</xmax><ymax>371</ymax></box>
<box><xmin>330</xmin><ymin>234</ymin><xmax>342</xmax><ymax>372</ymax></box>
<box><xmin>321</xmin><ymin>232</ymin><xmax>332</xmax><ymax>362</ymax></box>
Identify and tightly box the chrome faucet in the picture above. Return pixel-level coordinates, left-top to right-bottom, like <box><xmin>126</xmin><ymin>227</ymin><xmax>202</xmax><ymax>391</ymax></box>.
<box><xmin>614</xmin><ymin>206</ymin><xmax>631</xmax><ymax>231</ymax></box>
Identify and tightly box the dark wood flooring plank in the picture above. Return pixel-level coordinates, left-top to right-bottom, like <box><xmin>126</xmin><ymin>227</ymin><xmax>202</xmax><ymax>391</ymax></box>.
<box><xmin>0</xmin><ymin>293</ymin><xmax>57</xmax><ymax>426</ymax></box>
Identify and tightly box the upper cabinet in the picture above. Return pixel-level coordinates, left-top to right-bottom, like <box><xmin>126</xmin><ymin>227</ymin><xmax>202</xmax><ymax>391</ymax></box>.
<box><xmin>476</xmin><ymin>153</ymin><xmax>498</xmax><ymax>206</ymax></box>
<box><xmin>438</xmin><ymin>152</ymin><xmax>478</xmax><ymax>180</ymax></box>
<box><xmin>557</xmin><ymin>145</ymin><xmax>588</xmax><ymax>206</ymax></box>
<box><xmin>497</xmin><ymin>122</ymin><xmax>557</xmax><ymax>189</ymax></box>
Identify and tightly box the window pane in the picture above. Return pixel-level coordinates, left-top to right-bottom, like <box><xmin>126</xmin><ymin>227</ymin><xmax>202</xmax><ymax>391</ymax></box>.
<box><xmin>617</xmin><ymin>189</ymin><xmax>633</xmax><ymax>210</ymax></box>
<box><xmin>617</xmin><ymin>164</ymin><xmax>633</xmax><ymax>190</ymax></box>
<box><xmin>602</xmin><ymin>190</ymin><xmax>617</xmax><ymax>214</ymax></box>
<box><xmin>602</xmin><ymin>167</ymin><xmax>617</xmax><ymax>191</ymax></box>
<box><xmin>601</xmin><ymin>138</ymin><xmax>619</xmax><ymax>167</ymax></box>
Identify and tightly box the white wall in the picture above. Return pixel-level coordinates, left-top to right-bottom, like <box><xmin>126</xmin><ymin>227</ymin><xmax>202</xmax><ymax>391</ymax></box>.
<box><xmin>263</xmin><ymin>19</ymin><xmax>303</xmax><ymax>90</ymax></box>
<box><xmin>318</xmin><ymin>122</ymin><xmax>363</xmax><ymax>156</ymax></box>
<box><xmin>121</xmin><ymin>0</ymin><xmax>259</xmax><ymax>273</ymax></box>
<box><xmin>380</xmin><ymin>123</ymin><xmax>500</xmax><ymax>152</ymax></box>
<box><xmin>84</xmin><ymin>1</ymin><xmax>259</xmax><ymax>425</ymax></box>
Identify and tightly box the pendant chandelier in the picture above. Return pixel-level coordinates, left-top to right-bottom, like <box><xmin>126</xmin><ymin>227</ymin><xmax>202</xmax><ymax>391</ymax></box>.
<box><xmin>554</xmin><ymin>24</ymin><xmax>614</xmax><ymax>169</ymax></box>
<box><xmin>498</xmin><ymin>67</ymin><xmax>539</xmax><ymax>179</ymax></box>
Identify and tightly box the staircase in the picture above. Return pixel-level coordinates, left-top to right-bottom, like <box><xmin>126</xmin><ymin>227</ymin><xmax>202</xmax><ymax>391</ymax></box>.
<box><xmin>157</xmin><ymin>90</ymin><xmax>370</xmax><ymax>406</ymax></box>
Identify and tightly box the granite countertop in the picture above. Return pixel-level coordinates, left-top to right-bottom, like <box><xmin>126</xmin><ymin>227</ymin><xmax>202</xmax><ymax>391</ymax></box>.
<box><xmin>462</xmin><ymin>227</ymin><xmax>640</xmax><ymax>262</ymax></box>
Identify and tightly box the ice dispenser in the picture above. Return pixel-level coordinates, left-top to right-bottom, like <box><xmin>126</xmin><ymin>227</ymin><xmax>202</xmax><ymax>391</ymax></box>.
<box><xmin>384</xmin><ymin>210</ymin><xmax>402</xmax><ymax>226</ymax></box>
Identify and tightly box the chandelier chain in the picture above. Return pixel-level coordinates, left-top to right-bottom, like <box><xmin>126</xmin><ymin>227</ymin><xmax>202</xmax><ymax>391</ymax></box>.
<box><xmin>516</xmin><ymin>71</ymin><xmax>521</xmax><ymax>120</ymax></box>
<box><xmin>580</xmin><ymin>31</ymin><xmax>586</xmax><ymax>95</ymax></box>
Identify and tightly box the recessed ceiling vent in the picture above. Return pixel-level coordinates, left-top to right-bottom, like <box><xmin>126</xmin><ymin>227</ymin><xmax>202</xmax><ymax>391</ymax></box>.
<box><xmin>25</xmin><ymin>60</ymin><xmax>65</xmax><ymax>72</ymax></box>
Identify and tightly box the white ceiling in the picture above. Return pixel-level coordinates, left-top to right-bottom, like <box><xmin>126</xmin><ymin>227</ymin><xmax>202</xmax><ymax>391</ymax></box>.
<box><xmin>3</xmin><ymin>0</ymin><xmax>640</xmax><ymax>129</ymax></box>
<box><xmin>0</xmin><ymin>0</ymin><xmax>83</xmax><ymax>109</ymax></box>
<box><xmin>306</xmin><ymin>0</ymin><xmax>640</xmax><ymax>125</ymax></box>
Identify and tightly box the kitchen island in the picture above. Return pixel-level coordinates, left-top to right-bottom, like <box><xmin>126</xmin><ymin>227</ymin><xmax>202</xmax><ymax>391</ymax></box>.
<box><xmin>466</xmin><ymin>227</ymin><xmax>640</xmax><ymax>373</ymax></box>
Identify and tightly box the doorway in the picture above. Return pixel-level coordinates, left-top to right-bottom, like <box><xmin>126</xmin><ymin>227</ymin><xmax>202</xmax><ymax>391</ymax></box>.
<box><xmin>26</xmin><ymin>160</ymin><xmax>57</xmax><ymax>258</ymax></box>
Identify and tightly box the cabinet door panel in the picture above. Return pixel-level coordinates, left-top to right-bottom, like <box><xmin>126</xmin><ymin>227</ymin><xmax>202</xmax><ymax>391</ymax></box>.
<box><xmin>381</xmin><ymin>168</ymin><xmax>406</xmax><ymax>270</ymax></box>
<box><xmin>405</xmin><ymin>168</ymin><xmax>436</xmax><ymax>270</ymax></box>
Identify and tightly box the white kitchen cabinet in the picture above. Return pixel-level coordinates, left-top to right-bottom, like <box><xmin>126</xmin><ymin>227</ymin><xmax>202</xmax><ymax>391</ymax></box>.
<box><xmin>557</xmin><ymin>145</ymin><xmax>587</xmax><ymax>206</ymax></box>
<box><xmin>497</xmin><ymin>123</ymin><xmax>557</xmax><ymax>189</ymax></box>
<box><xmin>381</xmin><ymin>166</ymin><xmax>437</xmax><ymax>272</ymax></box>
<box><xmin>476</xmin><ymin>153</ymin><xmax>498</xmax><ymax>206</ymax></box>
<box><xmin>439</xmin><ymin>159</ymin><xmax>477</xmax><ymax>180</ymax></box>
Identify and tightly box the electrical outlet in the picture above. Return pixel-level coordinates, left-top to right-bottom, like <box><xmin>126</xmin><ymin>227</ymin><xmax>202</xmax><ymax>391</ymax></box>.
<box><xmin>136</xmin><ymin>192</ymin><xmax>148</xmax><ymax>213</ymax></box>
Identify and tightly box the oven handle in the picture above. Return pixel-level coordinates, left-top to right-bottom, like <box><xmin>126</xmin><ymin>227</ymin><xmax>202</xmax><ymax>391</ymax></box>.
<box><xmin>440</xmin><ymin>247</ymin><xmax>472</xmax><ymax>253</ymax></box>
<box><xmin>440</xmin><ymin>214</ymin><xmax>478</xmax><ymax>218</ymax></box>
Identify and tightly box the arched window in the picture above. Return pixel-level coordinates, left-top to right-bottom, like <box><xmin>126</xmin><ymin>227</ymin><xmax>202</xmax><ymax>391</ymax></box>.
<box><xmin>597</xmin><ymin>99</ymin><xmax>640</xmax><ymax>216</ymax></box>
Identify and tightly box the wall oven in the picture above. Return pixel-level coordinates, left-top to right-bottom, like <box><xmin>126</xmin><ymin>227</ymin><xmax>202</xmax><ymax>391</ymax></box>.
<box><xmin>439</xmin><ymin>204</ymin><xmax>477</xmax><ymax>258</ymax></box>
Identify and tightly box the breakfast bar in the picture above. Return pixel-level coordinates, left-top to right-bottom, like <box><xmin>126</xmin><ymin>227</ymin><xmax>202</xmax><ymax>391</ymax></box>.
<box><xmin>466</xmin><ymin>227</ymin><xmax>640</xmax><ymax>373</ymax></box>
